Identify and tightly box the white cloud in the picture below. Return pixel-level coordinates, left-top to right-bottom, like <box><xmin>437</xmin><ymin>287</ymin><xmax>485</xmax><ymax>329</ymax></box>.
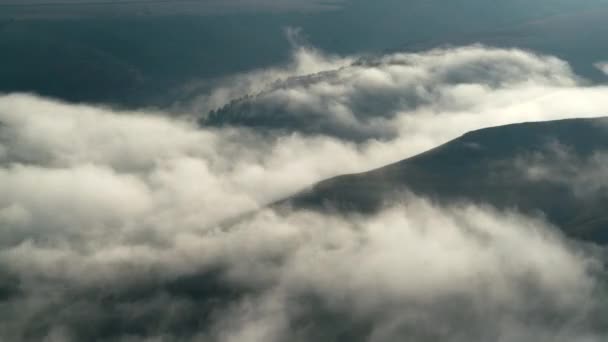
<box><xmin>1</xmin><ymin>45</ymin><xmax>608</xmax><ymax>341</ymax></box>
<box><xmin>202</xmin><ymin>45</ymin><xmax>608</xmax><ymax>145</ymax></box>
<box><xmin>215</xmin><ymin>202</ymin><xmax>603</xmax><ymax>342</ymax></box>
<box><xmin>594</xmin><ymin>61</ymin><xmax>608</xmax><ymax>76</ymax></box>
<box><xmin>183</xmin><ymin>35</ymin><xmax>356</xmax><ymax>115</ymax></box>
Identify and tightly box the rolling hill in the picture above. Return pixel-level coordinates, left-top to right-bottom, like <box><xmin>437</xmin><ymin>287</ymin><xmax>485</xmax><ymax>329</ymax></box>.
<box><xmin>280</xmin><ymin>117</ymin><xmax>608</xmax><ymax>243</ymax></box>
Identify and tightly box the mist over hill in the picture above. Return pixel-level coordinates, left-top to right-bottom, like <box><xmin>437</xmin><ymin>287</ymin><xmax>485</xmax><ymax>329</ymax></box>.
<box><xmin>2</xmin><ymin>93</ymin><xmax>608</xmax><ymax>340</ymax></box>
<box><xmin>282</xmin><ymin>117</ymin><xmax>608</xmax><ymax>243</ymax></box>
<box><xmin>2</xmin><ymin>2</ymin><xmax>608</xmax><ymax>340</ymax></box>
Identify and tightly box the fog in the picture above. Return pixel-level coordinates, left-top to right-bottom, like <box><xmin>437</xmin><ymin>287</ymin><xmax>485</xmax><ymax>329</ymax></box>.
<box><xmin>1</xmin><ymin>45</ymin><xmax>608</xmax><ymax>341</ymax></box>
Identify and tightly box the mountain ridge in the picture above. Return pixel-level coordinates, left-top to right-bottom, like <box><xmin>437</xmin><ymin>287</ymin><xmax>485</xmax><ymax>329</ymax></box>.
<box><xmin>277</xmin><ymin>117</ymin><xmax>608</xmax><ymax>243</ymax></box>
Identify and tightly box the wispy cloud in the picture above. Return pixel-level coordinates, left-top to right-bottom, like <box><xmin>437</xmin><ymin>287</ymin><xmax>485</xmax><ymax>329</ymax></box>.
<box><xmin>595</xmin><ymin>61</ymin><xmax>608</xmax><ymax>76</ymax></box>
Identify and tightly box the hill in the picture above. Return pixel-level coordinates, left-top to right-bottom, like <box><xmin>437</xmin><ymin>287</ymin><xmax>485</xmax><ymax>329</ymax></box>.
<box><xmin>281</xmin><ymin>117</ymin><xmax>608</xmax><ymax>243</ymax></box>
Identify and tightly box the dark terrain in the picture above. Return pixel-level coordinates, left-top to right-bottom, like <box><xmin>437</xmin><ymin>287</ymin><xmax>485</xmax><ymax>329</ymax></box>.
<box><xmin>281</xmin><ymin>117</ymin><xmax>608</xmax><ymax>243</ymax></box>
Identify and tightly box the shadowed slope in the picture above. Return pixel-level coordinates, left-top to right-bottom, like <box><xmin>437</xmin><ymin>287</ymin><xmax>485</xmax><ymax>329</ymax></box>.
<box><xmin>282</xmin><ymin>117</ymin><xmax>608</xmax><ymax>243</ymax></box>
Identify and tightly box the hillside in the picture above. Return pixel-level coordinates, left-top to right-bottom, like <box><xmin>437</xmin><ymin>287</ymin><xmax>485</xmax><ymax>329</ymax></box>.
<box><xmin>281</xmin><ymin>117</ymin><xmax>608</xmax><ymax>243</ymax></box>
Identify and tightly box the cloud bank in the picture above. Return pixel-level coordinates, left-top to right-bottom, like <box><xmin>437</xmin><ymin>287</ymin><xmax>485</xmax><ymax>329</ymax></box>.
<box><xmin>1</xmin><ymin>45</ymin><xmax>608</xmax><ymax>341</ymax></box>
<box><xmin>203</xmin><ymin>45</ymin><xmax>608</xmax><ymax>143</ymax></box>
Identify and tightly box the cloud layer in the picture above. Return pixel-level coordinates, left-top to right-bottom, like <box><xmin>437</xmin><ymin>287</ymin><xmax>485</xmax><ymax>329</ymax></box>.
<box><xmin>1</xmin><ymin>45</ymin><xmax>608</xmax><ymax>341</ymax></box>
<box><xmin>202</xmin><ymin>45</ymin><xmax>608</xmax><ymax>145</ymax></box>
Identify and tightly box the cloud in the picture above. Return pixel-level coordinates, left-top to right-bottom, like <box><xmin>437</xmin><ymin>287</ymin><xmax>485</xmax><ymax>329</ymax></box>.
<box><xmin>595</xmin><ymin>61</ymin><xmax>608</xmax><ymax>76</ymax></box>
<box><xmin>219</xmin><ymin>202</ymin><xmax>605</xmax><ymax>342</ymax></box>
<box><xmin>179</xmin><ymin>30</ymin><xmax>355</xmax><ymax>115</ymax></box>
<box><xmin>202</xmin><ymin>45</ymin><xmax>608</xmax><ymax>144</ymax></box>
<box><xmin>1</xmin><ymin>45</ymin><xmax>608</xmax><ymax>340</ymax></box>
<box><xmin>515</xmin><ymin>138</ymin><xmax>608</xmax><ymax>198</ymax></box>
<box><xmin>0</xmin><ymin>197</ymin><xmax>606</xmax><ymax>341</ymax></box>
<box><xmin>0</xmin><ymin>93</ymin><xmax>404</xmax><ymax>224</ymax></box>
